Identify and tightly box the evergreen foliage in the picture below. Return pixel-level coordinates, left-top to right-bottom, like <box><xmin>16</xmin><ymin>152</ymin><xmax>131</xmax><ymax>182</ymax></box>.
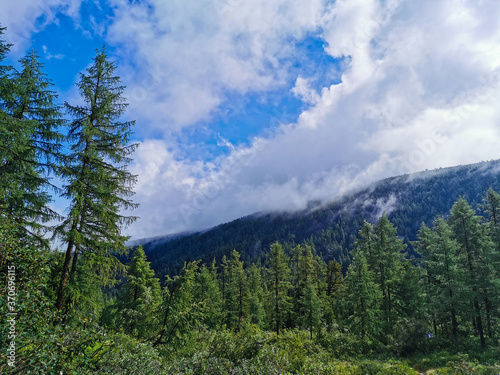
<box><xmin>54</xmin><ymin>46</ymin><xmax>138</xmax><ymax>312</ymax></box>
<box><xmin>116</xmin><ymin>246</ymin><xmax>161</xmax><ymax>338</ymax></box>
<box><xmin>0</xmin><ymin>47</ymin><xmax>63</xmax><ymax>245</ymax></box>
<box><xmin>265</xmin><ymin>241</ymin><xmax>291</xmax><ymax>335</ymax></box>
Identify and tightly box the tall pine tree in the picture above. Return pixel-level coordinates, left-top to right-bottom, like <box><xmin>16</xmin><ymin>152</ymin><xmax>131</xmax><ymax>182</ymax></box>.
<box><xmin>266</xmin><ymin>242</ymin><xmax>291</xmax><ymax>335</ymax></box>
<box><xmin>55</xmin><ymin>47</ymin><xmax>138</xmax><ymax>312</ymax></box>
<box><xmin>417</xmin><ymin>218</ymin><xmax>466</xmax><ymax>353</ymax></box>
<box><xmin>449</xmin><ymin>198</ymin><xmax>492</xmax><ymax>347</ymax></box>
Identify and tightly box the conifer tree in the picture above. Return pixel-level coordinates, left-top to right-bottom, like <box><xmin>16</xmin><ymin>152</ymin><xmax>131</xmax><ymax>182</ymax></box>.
<box><xmin>324</xmin><ymin>260</ymin><xmax>343</xmax><ymax>330</ymax></box>
<box><xmin>247</xmin><ymin>263</ymin><xmax>266</xmax><ymax>328</ymax></box>
<box><xmin>341</xmin><ymin>250</ymin><xmax>382</xmax><ymax>338</ymax></box>
<box><xmin>55</xmin><ymin>47</ymin><xmax>138</xmax><ymax>312</ymax></box>
<box><xmin>195</xmin><ymin>260</ymin><xmax>222</xmax><ymax>329</ymax></box>
<box><xmin>266</xmin><ymin>242</ymin><xmax>291</xmax><ymax>335</ymax></box>
<box><xmin>226</xmin><ymin>250</ymin><xmax>248</xmax><ymax>331</ymax></box>
<box><xmin>0</xmin><ymin>46</ymin><xmax>64</xmax><ymax>244</ymax></box>
<box><xmin>449</xmin><ymin>198</ymin><xmax>493</xmax><ymax>347</ymax></box>
<box><xmin>482</xmin><ymin>188</ymin><xmax>500</xmax><ymax>339</ymax></box>
<box><xmin>298</xmin><ymin>245</ymin><xmax>323</xmax><ymax>338</ymax></box>
<box><xmin>154</xmin><ymin>261</ymin><xmax>202</xmax><ymax>347</ymax></box>
<box><xmin>220</xmin><ymin>255</ymin><xmax>229</xmax><ymax>305</ymax></box>
<box><xmin>417</xmin><ymin>218</ymin><xmax>466</xmax><ymax>353</ymax></box>
<box><xmin>326</xmin><ymin>260</ymin><xmax>343</xmax><ymax>298</ymax></box>
<box><xmin>355</xmin><ymin>221</ymin><xmax>376</xmax><ymax>263</ymax></box>
<box><xmin>119</xmin><ymin>246</ymin><xmax>161</xmax><ymax>338</ymax></box>
<box><xmin>483</xmin><ymin>188</ymin><xmax>500</xmax><ymax>254</ymax></box>
<box><xmin>0</xmin><ymin>25</ymin><xmax>13</xmax><ymax>113</ymax></box>
<box><xmin>372</xmin><ymin>213</ymin><xmax>408</xmax><ymax>334</ymax></box>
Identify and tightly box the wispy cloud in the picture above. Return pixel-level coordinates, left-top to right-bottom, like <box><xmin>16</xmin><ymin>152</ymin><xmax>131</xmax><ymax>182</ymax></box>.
<box><xmin>42</xmin><ymin>45</ymin><xmax>64</xmax><ymax>60</ymax></box>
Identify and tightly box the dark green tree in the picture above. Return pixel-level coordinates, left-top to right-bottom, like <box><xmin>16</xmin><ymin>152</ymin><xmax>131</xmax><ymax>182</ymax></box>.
<box><xmin>0</xmin><ymin>47</ymin><xmax>64</xmax><ymax>244</ymax></box>
<box><xmin>324</xmin><ymin>260</ymin><xmax>343</xmax><ymax>330</ymax></box>
<box><xmin>55</xmin><ymin>47</ymin><xmax>138</xmax><ymax>312</ymax></box>
<box><xmin>482</xmin><ymin>189</ymin><xmax>500</xmax><ymax>339</ymax></box>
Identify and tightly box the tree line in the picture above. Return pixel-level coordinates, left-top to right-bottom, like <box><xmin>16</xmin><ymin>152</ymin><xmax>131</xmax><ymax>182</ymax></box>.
<box><xmin>103</xmin><ymin>189</ymin><xmax>500</xmax><ymax>355</ymax></box>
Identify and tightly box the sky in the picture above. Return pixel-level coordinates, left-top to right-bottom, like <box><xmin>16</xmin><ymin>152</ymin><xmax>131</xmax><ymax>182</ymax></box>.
<box><xmin>1</xmin><ymin>0</ymin><xmax>500</xmax><ymax>240</ymax></box>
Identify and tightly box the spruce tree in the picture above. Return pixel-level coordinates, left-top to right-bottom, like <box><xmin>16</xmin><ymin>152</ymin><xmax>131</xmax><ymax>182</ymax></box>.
<box><xmin>55</xmin><ymin>47</ymin><xmax>138</xmax><ymax>312</ymax></box>
<box><xmin>482</xmin><ymin>188</ymin><xmax>500</xmax><ymax>339</ymax></box>
<box><xmin>0</xmin><ymin>46</ymin><xmax>64</xmax><ymax>244</ymax></box>
<box><xmin>325</xmin><ymin>260</ymin><xmax>343</xmax><ymax>298</ymax></box>
<box><xmin>324</xmin><ymin>260</ymin><xmax>343</xmax><ymax>331</ymax></box>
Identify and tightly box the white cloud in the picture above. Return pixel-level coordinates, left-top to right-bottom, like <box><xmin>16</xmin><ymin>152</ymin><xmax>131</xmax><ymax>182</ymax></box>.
<box><xmin>42</xmin><ymin>45</ymin><xmax>64</xmax><ymax>60</ymax></box>
<box><xmin>292</xmin><ymin>76</ymin><xmax>321</xmax><ymax>105</ymax></box>
<box><xmin>107</xmin><ymin>0</ymin><xmax>326</xmax><ymax>133</ymax></box>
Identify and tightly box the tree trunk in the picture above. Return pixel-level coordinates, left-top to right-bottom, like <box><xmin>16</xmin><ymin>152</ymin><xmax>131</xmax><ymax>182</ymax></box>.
<box><xmin>56</xmin><ymin>239</ymin><xmax>74</xmax><ymax>312</ymax></box>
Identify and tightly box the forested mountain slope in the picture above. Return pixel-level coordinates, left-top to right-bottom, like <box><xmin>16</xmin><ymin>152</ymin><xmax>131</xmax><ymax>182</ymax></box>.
<box><xmin>142</xmin><ymin>160</ymin><xmax>500</xmax><ymax>276</ymax></box>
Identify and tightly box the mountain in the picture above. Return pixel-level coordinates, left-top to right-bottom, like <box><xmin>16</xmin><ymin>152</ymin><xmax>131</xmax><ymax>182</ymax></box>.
<box><xmin>140</xmin><ymin>160</ymin><xmax>500</xmax><ymax>277</ymax></box>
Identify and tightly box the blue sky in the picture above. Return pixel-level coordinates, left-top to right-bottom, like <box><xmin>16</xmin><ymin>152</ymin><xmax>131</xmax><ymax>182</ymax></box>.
<box><xmin>1</xmin><ymin>0</ymin><xmax>500</xmax><ymax>240</ymax></box>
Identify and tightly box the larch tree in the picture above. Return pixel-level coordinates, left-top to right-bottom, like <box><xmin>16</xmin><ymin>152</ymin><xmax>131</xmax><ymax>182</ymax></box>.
<box><xmin>227</xmin><ymin>250</ymin><xmax>248</xmax><ymax>331</ymax></box>
<box><xmin>298</xmin><ymin>245</ymin><xmax>322</xmax><ymax>338</ymax></box>
<box><xmin>195</xmin><ymin>260</ymin><xmax>222</xmax><ymax>329</ymax></box>
<box><xmin>266</xmin><ymin>241</ymin><xmax>291</xmax><ymax>335</ymax></box>
<box><xmin>55</xmin><ymin>46</ymin><xmax>138</xmax><ymax>313</ymax></box>
<box><xmin>417</xmin><ymin>218</ymin><xmax>466</xmax><ymax>353</ymax></box>
<box><xmin>372</xmin><ymin>213</ymin><xmax>408</xmax><ymax>335</ymax></box>
<box><xmin>247</xmin><ymin>263</ymin><xmax>266</xmax><ymax>328</ymax></box>
<box><xmin>342</xmin><ymin>249</ymin><xmax>382</xmax><ymax>339</ymax></box>
<box><xmin>154</xmin><ymin>261</ymin><xmax>202</xmax><ymax>347</ymax></box>
<box><xmin>449</xmin><ymin>197</ymin><xmax>492</xmax><ymax>347</ymax></box>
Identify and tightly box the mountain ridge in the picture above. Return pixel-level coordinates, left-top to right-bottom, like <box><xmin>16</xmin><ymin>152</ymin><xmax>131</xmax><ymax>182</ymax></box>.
<box><xmin>140</xmin><ymin>159</ymin><xmax>500</xmax><ymax>277</ymax></box>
